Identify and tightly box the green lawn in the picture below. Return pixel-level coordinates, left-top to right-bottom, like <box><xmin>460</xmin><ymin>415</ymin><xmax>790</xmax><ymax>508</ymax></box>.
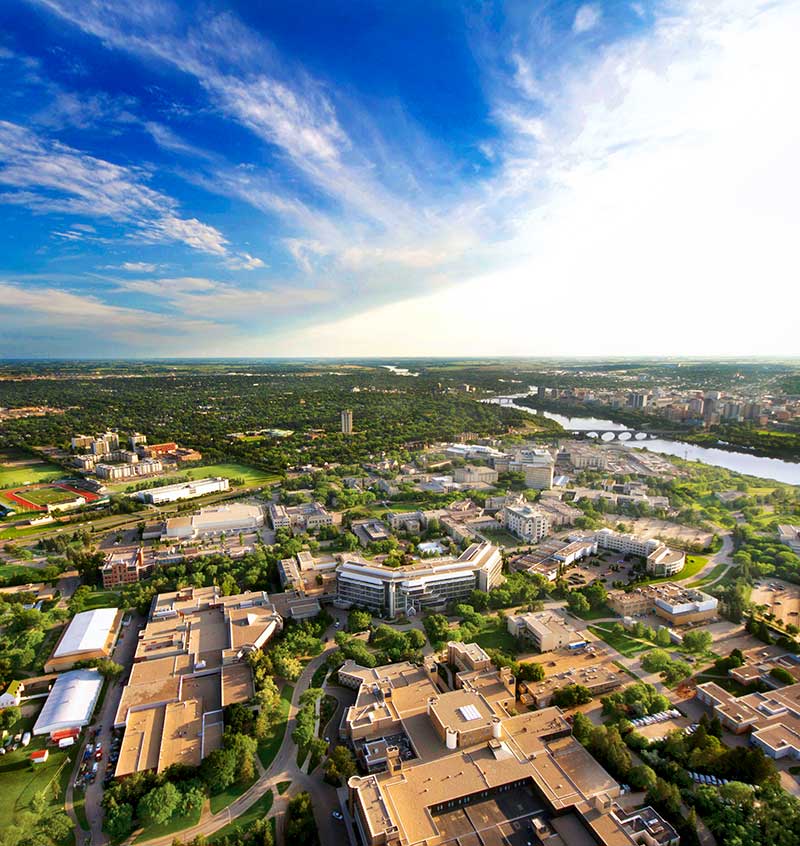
<box><xmin>693</xmin><ymin>672</ymin><xmax>753</xmax><ymax>697</ymax></box>
<box><xmin>471</xmin><ymin>617</ymin><xmax>518</xmax><ymax>653</ymax></box>
<box><xmin>588</xmin><ymin>624</ymin><xmax>650</xmax><ymax>657</ymax></box>
<box><xmin>209</xmin><ymin>773</ymin><xmax>258</xmax><ymax>814</ymax></box>
<box><xmin>0</xmin><ymin>453</ymin><xmax>63</xmax><ymax>490</ymax></box>
<box><xmin>566</xmin><ymin>602</ymin><xmax>614</xmax><ymax>621</ymax></box>
<box><xmin>185</xmin><ymin>463</ymin><xmax>279</xmax><ymax>487</ymax></box>
<box><xmin>0</xmin><ymin>562</ymin><xmax>35</xmax><ymax>580</ymax></box>
<box><xmin>80</xmin><ymin>590</ymin><xmax>121</xmax><ymax>610</ymax></box>
<box><xmin>16</xmin><ymin>487</ymin><xmax>77</xmax><ymax>507</ymax></box>
<box><xmin>257</xmin><ymin>684</ymin><xmax>292</xmax><ymax>770</ymax></box>
<box><xmin>73</xmin><ymin>792</ymin><xmax>89</xmax><ymax>831</ymax></box>
<box><xmin>0</xmin><ymin>726</ymin><xmax>73</xmax><ymax>842</ymax></box>
<box><xmin>638</xmin><ymin>555</ymin><xmax>710</xmax><ymax>586</ymax></box>
<box><xmin>133</xmin><ymin>805</ymin><xmax>203</xmax><ymax>843</ymax></box>
<box><xmin>478</xmin><ymin>529</ymin><xmax>524</xmax><ymax>548</ymax></box>
<box><xmin>277</xmin><ymin>781</ymin><xmax>291</xmax><ymax>795</ymax></box>
<box><xmin>209</xmin><ymin>789</ymin><xmax>273</xmax><ymax>843</ymax></box>
<box><xmin>689</xmin><ymin>563</ymin><xmax>728</xmax><ymax>587</ymax></box>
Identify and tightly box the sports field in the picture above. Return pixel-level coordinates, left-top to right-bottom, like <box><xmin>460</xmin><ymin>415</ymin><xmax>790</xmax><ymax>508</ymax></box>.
<box><xmin>15</xmin><ymin>487</ymin><xmax>77</xmax><ymax>507</ymax></box>
<box><xmin>107</xmin><ymin>462</ymin><xmax>279</xmax><ymax>492</ymax></box>
<box><xmin>0</xmin><ymin>449</ymin><xmax>63</xmax><ymax>489</ymax></box>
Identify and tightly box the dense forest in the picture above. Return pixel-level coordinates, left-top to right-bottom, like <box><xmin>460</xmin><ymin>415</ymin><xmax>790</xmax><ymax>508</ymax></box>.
<box><xmin>0</xmin><ymin>364</ymin><xmax>536</xmax><ymax>472</ymax></box>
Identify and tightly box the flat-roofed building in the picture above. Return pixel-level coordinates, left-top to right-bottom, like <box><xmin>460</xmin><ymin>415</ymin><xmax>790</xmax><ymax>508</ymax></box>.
<box><xmin>696</xmin><ymin>680</ymin><xmax>800</xmax><ymax>760</ymax></box>
<box><xmin>102</xmin><ymin>547</ymin><xmax>154</xmax><ymax>588</ymax></box>
<box><xmin>607</xmin><ymin>583</ymin><xmax>717</xmax><ymax>626</ymax></box>
<box><xmin>507</xmin><ymin>611</ymin><xmax>579</xmax><ymax>652</ymax></box>
<box><xmin>574</xmin><ymin>529</ymin><xmax>685</xmax><ymax>577</ymax></box>
<box><xmin>32</xmin><ymin>669</ymin><xmax>104</xmax><ymax>736</ymax></box>
<box><xmin>778</xmin><ymin>524</ymin><xmax>800</xmax><ymax>555</ymax></box>
<box><xmin>453</xmin><ymin>464</ymin><xmax>499</xmax><ymax>485</ymax></box>
<box><xmin>351</xmin><ymin>518</ymin><xmax>392</xmax><ymax>547</ymax></box>
<box><xmin>268</xmin><ymin>502</ymin><xmax>291</xmax><ymax>530</ymax></box>
<box><xmin>45</xmin><ymin>607</ymin><xmax>124</xmax><ymax>673</ymax></box>
<box><xmin>345</xmin><ymin>667</ymin><xmax>669</xmax><ymax>846</ymax></box>
<box><xmin>113</xmin><ymin>586</ymin><xmax>281</xmax><ymax>777</ymax></box>
<box><xmin>501</xmin><ymin>497</ymin><xmax>551</xmax><ymax>543</ymax></box>
<box><xmin>136</xmin><ymin>477</ymin><xmax>229</xmax><ymax>504</ymax></box>
<box><xmin>165</xmin><ymin>502</ymin><xmax>264</xmax><ymax>539</ymax></box>
<box><xmin>335</xmin><ymin>542</ymin><xmax>503</xmax><ymax>617</ymax></box>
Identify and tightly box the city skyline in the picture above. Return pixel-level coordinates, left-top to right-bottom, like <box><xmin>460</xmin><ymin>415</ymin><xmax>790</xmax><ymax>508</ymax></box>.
<box><xmin>1</xmin><ymin>0</ymin><xmax>798</xmax><ymax>358</ymax></box>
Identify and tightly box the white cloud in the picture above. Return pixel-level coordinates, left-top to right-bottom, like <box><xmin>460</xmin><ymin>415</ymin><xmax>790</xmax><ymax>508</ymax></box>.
<box><xmin>225</xmin><ymin>252</ymin><xmax>265</xmax><ymax>271</ymax></box>
<box><xmin>573</xmin><ymin>5</ymin><xmax>602</xmax><ymax>34</ymax></box>
<box><xmin>269</xmin><ymin>0</ymin><xmax>800</xmax><ymax>357</ymax></box>
<box><xmin>0</xmin><ymin>121</ymin><xmax>233</xmax><ymax>257</ymax></box>
<box><xmin>113</xmin><ymin>261</ymin><xmax>161</xmax><ymax>272</ymax></box>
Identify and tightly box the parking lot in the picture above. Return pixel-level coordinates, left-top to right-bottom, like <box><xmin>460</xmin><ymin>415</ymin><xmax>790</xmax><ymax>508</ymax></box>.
<box><xmin>751</xmin><ymin>579</ymin><xmax>800</xmax><ymax>628</ymax></box>
<box><xmin>630</xmin><ymin>710</ymin><xmax>694</xmax><ymax>742</ymax></box>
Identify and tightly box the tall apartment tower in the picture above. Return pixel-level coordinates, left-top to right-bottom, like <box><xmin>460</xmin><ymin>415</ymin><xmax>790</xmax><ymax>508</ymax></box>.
<box><xmin>341</xmin><ymin>409</ymin><xmax>353</xmax><ymax>435</ymax></box>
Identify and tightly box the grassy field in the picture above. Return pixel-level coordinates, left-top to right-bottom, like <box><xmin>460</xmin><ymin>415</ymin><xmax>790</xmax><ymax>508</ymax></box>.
<box><xmin>209</xmin><ymin>789</ymin><xmax>273</xmax><ymax>843</ymax></box>
<box><xmin>15</xmin><ymin>487</ymin><xmax>77</xmax><ymax>507</ymax></box>
<box><xmin>0</xmin><ymin>712</ymin><xmax>73</xmax><ymax>842</ymax></box>
<box><xmin>640</xmin><ymin>555</ymin><xmax>710</xmax><ymax>586</ymax></box>
<box><xmin>209</xmin><ymin>772</ymin><xmax>259</xmax><ymax>814</ymax></box>
<box><xmin>0</xmin><ymin>450</ymin><xmax>63</xmax><ymax>491</ymax></box>
<box><xmin>479</xmin><ymin>529</ymin><xmax>524</xmax><ymax>548</ymax></box>
<box><xmin>0</xmin><ymin>562</ymin><xmax>35</xmax><ymax>580</ymax></box>
<box><xmin>588</xmin><ymin>624</ymin><xmax>650</xmax><ymax>657</ymax></box>
<box><xmin>133</xmin><ymin>804</ymin><xmax>203</xmax><ymax>843</ymax></box>
<box><xmin>257</xmin><ymin>684</ymin><xmax>292</xmax><ymax>770</ymax></box>
<box><xmin>689</xmin><ymin>562</ymin><xmax>728</xmax><ymax>587</ymax></box>
<box><xmin>185</xmin><ymin>463</ymin><xmax>279</xmax><ymax>486</ymax></box>
<box><xmin>277</xmin><ymin>781</ymin><xmax>291</xmax><ymax>795</ymax></box>
<box><xmin>567</xmin><ymin>602</ymin><xmax>614</xmax><ymax>621</ymax></box>
<box><xmin>81</xmin><ymin>590</ymin><xmax>122</xmax><ymax>610</ymax></box>
<box><xmin>472</xmin><ymin>616</ymin><xmax>518</xmax><ymax>653</ymax></box>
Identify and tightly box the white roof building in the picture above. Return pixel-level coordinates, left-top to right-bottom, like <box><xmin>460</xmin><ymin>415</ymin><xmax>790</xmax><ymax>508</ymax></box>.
<box><xmin>33</xmin><ymin>669</ymin><xmax>103</xmax><ymax>736</ymax></box>
<box><xmin>52</xmin><ymin>607</ymin><xmax>120</xmax><ymax>660</ymax></box>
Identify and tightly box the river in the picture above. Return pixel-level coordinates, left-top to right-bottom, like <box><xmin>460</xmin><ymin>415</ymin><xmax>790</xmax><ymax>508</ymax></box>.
<box><xmin>486</xmin><ymin>396</ymin><xmax>800</xmax><ymax>486</ymax></box>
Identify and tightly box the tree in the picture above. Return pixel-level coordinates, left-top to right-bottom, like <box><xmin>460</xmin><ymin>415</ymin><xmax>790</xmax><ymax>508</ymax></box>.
<box><xmin>105</xmin><ymin>802</ymin><xmax>134</xmax><ymax>839</ymax></box>
<box><xmin>324</xmin><ymin>745</ymin><xmax>357</xmax><ymax>786</ymax></box>
<box><xmin>137</xmin><ymin>783</ymin><xmax>181</xmax><ymax>827</ymax></box>
<box><xmin>348</xmin><ymin>609</ymin><xmax>372</xmax><ymax>632</ymax></box>
<box><xmin>682</xmin><ymin>629</ymin><xmax>713</xmax><ymax>653</ymax></box>
<box><xmin>566</xmin><ymin>592</ymin><xmax>590</xmax><ymax>615</ymax></box>
<box><xmin>201</xmin><ymin>747</ymin><xmax>238</xmax><ymax>793</ymax></box>
<box><xmin>552</xmin><ymin>684</ymin><xmax>592</xmax><ymax>708</ymax></box>
<box><xmin>655</xmin><ymin>627</ymin><xmax>672</xmax><ymax>647</ymax></box>
<box><xmin>285</xmin><ymin>791</ymin><xmax>319</xmax><ymax>845</ymax></box>
<box><xmin>517</xmin><ymin>662</ymin><xmax>545</xmax><ymax>682</ymax></box>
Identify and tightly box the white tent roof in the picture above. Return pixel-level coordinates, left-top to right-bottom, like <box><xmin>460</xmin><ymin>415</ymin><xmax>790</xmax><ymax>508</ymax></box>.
<box><xmin>33</xmin><ymin>669</ymin><xmax>103</xmax><ymax>735</ymax></box>
<box><xmin>53</xmin><ymin>607</ymin><xmax>118</xmax><ymax>658</ymax></box>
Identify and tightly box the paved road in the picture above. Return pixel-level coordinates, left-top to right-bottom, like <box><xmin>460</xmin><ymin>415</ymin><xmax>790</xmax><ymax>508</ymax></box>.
<box><xmin>66</xmin><ymin>614</ymin><xmax>145</xmax><ymax>846</ymax></box>
<box><xmin>136</xmin><ymin>643</ymin><xmax>346</xmax><ymax>846</ymax></box>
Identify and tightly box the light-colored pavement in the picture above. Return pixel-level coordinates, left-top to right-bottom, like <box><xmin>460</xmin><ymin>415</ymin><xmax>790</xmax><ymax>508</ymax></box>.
<box><xmin>67</xmin><ymin>614</ymin><xmax>145</xmax><ymax>846</ymax></box>
<box><xmin>136</xmin><ymin>641</ymin><xmax>346</xmax><ymax>846</ymax></box>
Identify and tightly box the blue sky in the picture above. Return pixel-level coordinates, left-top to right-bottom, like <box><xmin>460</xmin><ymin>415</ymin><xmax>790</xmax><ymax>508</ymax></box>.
<box><xmin>0</xmin><ymin>0</ymin><xmax>798</xmax><ymax>358</ymax></box>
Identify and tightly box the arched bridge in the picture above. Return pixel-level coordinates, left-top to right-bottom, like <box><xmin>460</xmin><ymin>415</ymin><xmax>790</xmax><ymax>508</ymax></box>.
<box><xmin>570</xmin><ymin>429</ymin><xmax>664</xmax><ymax>442</ymax></box>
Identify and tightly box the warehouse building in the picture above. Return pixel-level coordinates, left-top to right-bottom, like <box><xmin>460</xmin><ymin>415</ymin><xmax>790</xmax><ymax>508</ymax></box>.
<box><xmin>135</xmin><ymin>477</ymin><xmax>230</xmax><ymax>504</ymax></box>
<box><xmin>32</xmin><ymin>669</ymin><xmax>104</xmax><ymax>736</ymax></box>
<box><xmin>164</xmin><ymin>502</ymin><xmax>264</xmax><ymax>539</ymax></box>
<box><xmin>45</xmin><ymin>607</ymin><xmax>123</xmax><ymax>673</ymax></box>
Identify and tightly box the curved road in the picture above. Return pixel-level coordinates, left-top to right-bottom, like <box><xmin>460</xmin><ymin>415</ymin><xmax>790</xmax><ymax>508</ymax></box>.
<box><xmin>136</xmin><ymin>645</ymin><xmax>347</xmax><ymax>846</ymax></box>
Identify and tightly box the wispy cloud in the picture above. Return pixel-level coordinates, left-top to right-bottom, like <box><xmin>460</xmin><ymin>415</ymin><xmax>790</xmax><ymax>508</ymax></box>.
<box><xmin>0</xmin><ymin>120</ymin><xmax>260</xmax><ymax>264</ymax></box>
<box><xmin>573</xmin><ymin>5</ymin><xmax>602</xmax><ymax>34</ymax></box>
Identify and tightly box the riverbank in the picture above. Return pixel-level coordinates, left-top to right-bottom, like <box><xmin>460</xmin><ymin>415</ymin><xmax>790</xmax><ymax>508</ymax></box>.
<box><xmin>485</xmin><ymin>395</ymin><xmax>800</xmax><ymax>485</ymax></box>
